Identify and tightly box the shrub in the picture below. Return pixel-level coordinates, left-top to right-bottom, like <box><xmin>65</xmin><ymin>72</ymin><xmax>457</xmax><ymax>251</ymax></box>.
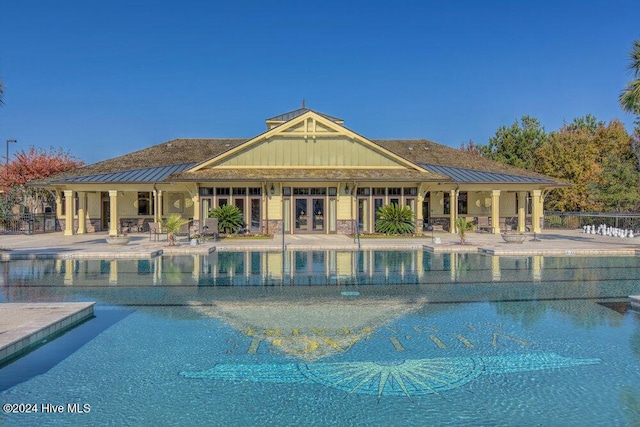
<box><xmin>209</xmin><ymin>205</ymin><xmax>244</xmax><ymax>234</ymax></box>
<box><xmin>375</xmin><ymin>204</ymin><xmax>415</xmax><ymax>235</ymax></box>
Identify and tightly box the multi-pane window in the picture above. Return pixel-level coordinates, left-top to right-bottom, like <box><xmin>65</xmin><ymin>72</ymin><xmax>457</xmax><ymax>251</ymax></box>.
<box><xmin>458</xmin><ymin>191</ymin><xmax>468</xmax><ymax>215</ymax></box>
<box><xmin>138</xmin><ymin>192</ymin><xmax>154</xmax><ymax>215</ymax></box>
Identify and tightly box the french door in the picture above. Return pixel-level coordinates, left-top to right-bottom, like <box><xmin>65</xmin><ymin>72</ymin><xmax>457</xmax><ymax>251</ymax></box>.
<box><xmin>294</xmin><ymin>197</ymin><xmax>325</xmax><ymax>233</ymax></box>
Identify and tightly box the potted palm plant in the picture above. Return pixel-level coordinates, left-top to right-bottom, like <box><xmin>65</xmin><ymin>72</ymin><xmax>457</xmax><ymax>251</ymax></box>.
<box><xmin>455</xmin><ymin>217</ymin><xmax>475</xmax><ymax>245</ymax></box>
<box><xmin>162</xmin><ymin>214</ymin><xmax>189</xmax><ymax>246</ymax></box>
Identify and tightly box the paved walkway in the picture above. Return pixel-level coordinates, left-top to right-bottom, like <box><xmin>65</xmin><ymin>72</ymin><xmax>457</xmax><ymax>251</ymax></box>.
<box><xmin>0</xmin><ymin>229</ymin><xmax>638</xmax><ymax>258</ymax></box>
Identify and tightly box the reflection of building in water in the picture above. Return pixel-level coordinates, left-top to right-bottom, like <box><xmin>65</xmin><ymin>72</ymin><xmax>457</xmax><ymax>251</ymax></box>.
<box><xmin>11</xmin><ymin>250</ymin><xmax>549</xmax><ymax>287</ymax></box>
<box><xmin>22</xmin><ymin>250</ymin><xmax>556</xmax><ymax>286</ymax></box>
<box><xmin>190</xmin><ymin>298</ymin><xmax>429</xmax><ymax>362</ymax></box>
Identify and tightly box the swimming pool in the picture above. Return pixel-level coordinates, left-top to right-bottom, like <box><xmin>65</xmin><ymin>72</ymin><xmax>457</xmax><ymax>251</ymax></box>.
<box><xmin>1</xmin><ymin>251</ymin><xmax>640</xmax><ymax>426</ymax></box>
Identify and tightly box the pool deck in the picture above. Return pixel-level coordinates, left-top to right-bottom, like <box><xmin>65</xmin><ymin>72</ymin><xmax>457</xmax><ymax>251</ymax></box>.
<box><xmin>0</xmin><ymin>229</ymin><xmax>639</xmax><ymax>259</ymax></box>
<box><xmin>1</xmin><ymin>229</ymin><xmax>639</xmax><ymax>367</ymax></box>
<box><xmin>0</xmin><ymin>302</ymin><xmax>95</xmax><ymax>366</ymax></box>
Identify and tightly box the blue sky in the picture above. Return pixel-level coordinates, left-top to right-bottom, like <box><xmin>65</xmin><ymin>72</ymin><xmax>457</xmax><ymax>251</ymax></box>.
<box><xmin>1</xmin><ymin>1</ymin><xmax>639</xmax><ymax>164</ymax></box>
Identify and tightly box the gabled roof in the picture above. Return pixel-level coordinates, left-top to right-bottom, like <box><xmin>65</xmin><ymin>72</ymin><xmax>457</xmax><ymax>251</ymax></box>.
<box><xmin>265</xmin><ymin>108</ymin><xmax>344</xmax><ymax>125</ymax></box>
<box><xmin>375</xmin><ymin>139</ymin><xmax>566</xmax><ymax>185</ymax></box>
<box><xmin>48</xmin><ymin>138</ymin><xmax>247</xmax><ymax>183</ymax></box>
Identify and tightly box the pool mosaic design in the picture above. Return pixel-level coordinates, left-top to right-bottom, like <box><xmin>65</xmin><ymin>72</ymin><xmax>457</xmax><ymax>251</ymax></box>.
<box><xmin>181</xmin><ymin>353</ymin><xmax>602</xmax><ymax>399</ymax></box>
<box><xmin>1</xmin><ymin>251</ymin><xmax>640</xmax><ymax>425</ymax></box>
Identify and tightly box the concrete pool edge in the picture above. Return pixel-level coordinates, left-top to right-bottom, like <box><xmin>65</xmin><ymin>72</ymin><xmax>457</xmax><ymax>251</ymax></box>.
<box><xmin>0</xmin><ymin>302</ymin><xmax>95</xmax><ymax>366</ymax></box>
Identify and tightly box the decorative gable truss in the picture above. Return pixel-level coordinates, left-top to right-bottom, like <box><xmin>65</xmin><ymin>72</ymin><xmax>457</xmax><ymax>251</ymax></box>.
<box><xmin>189</xmin><ymin>111</ymin><xmax>428</xmax><ymax>172</ymax></box>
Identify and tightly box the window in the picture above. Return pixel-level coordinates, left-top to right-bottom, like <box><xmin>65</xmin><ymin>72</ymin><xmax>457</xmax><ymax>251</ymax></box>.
<box><xmin>138</xmin><ymin>192</ymin><xmax>154</xmax><ymax>215</ymax></box>
<box><xmin>388</xmin><ymin>188</ymin><xmax>402</xmax><ymax>196</ymax></box>
<box><xmin>248</xmin><ymin>187</ymin><xmax>262</xmax><ymax>196</ymax></box>
<box><xmin>372</xmin><ymin>188</ymin><xmax>386</xmax><ymax>196</ymax></box>
<box><xmin>443</xmin><ymin>193</ymin><xmax>450</xmax><ymax>215</ymax></box>
<box><xmin>199</xmin><ymin>187</ymin><xmax>213</xmax><ymax>196</ymax></box>
<box><xmin>403</xmin><ymin>187</ymin><xmax>417</xmax><ymax>196</ymax></box>
<box><xmin>356</xmin><ymin>187</ymin><xmax>371</xmax><ymax>196</ymax></box>
<box><xmin>458</xmin><ymin>191</ymin><xmax>468</xmax><ymax>215</ymax></box>
<box><xmin>232</xmin><ymin>187</ymin><xmax>247</xmax><ymax>195</ymax></box>
<box><xmin>328</xmin><ymin>187</ymin><xmax>337</xmax><ymax>196</ymax></box>
<box><xmin>216</xmin><ymin>188</ymin><xmax>230</xmax><ymax>196</ymax></box>
<box><xmin>283</xmin><ymin>187</ymin><xmax>291</xmax><ymax>196</ymax></box>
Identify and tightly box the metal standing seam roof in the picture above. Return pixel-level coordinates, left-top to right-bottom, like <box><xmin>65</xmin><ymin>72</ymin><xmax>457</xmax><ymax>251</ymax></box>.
<box><xmin>266</xmin><ymin>108</ymin><xmax>343</xmax><ymax>123</ymax></box>
<box><xmin>419</xmin><ymin>164</ymin><xmax>556</xmax><ymax>184</ymax></box>
<box><xmin>52</xmin><ymin>163</ymin><xmax>198</xmax><ymax>184</ymax></box>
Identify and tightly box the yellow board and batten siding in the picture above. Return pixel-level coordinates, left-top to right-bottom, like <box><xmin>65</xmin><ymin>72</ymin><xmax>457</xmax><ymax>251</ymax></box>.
<box><xmin>213</xmin><ymin>136</ymin><xmax>405</xmax><ymax>169</ymax></box>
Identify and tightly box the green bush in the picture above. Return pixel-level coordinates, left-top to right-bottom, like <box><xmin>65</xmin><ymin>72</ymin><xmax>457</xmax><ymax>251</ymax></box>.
<box><xmin>375</xmin><ymin>204</ymin><xmax>415</xmax><ymax>235</ymax></box>
<box><xmin>209</xmin><ymin>204</ymin><xmax>244</xmax><ymax>234</ymax></box>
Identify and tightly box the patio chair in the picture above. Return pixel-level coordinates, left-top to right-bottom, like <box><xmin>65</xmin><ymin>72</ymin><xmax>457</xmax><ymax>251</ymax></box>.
<box><xmin>148</xmin><ymin>222</ymin><xmax>168</xmax><ymax>242</ymax></box>
<box><xmin>476</xmin><ymin>216</ymin><xmax>491</xmax><ymax>232</ymax></box>
<box><xmin>175</xmin><ymin>221</ymin><xmax>192</xmax><ymax>241</ymax></box>
<box><xmin>202</xmin><ymin>218</ymin><xmax>220</xmax><ymax>241</ymax></box>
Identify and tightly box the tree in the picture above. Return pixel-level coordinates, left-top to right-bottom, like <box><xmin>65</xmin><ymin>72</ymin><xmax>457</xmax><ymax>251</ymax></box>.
<box><xmin>620</xmin><ymin>40</ymin><xmax>640</xmax><ymax>117</ymax></box>
<box><xmin>535</xmin><ymin>117</ymin><xmax>639</xmax><ymax>211</ymax></box>
<box><xmin>0</xmin><ymin>146</ymin><xmax>84</xmax><ymax>213</ymax></box>
<box><xmin>478</xmin><ymin>116</ymin><xmax>547</xmax><ymax>170</ymax></box>
<box><xmin>375</xmin><ymin>203</ymin><xmax>415</xmax><ymax>235</ymax></box>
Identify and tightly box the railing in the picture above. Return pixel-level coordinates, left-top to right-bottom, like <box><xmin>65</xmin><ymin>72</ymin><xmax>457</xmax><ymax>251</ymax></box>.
<box><xmin>543</xmin><ymin>211</ymin><xmax>640</xmax><ymax>230</ymax></box>
<box><xmin>0</xmin><ymin>213</ymin><xmax>60</xmax><ymax>234</ymax></box>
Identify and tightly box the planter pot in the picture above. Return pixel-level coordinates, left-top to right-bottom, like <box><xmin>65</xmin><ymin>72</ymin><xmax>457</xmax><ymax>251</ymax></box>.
<box><xmin>106</xmin><ymin>236</ymin><xmax>131</xmax><ymax>245</ymax></box>
<box><xmin>501</xmin><ymin>234</ymin><xmax>527</xmax><ymax>244</ymax></box>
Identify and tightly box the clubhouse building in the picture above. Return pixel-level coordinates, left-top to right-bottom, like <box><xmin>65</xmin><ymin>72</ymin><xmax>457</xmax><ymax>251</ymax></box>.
<box><xmin>44</xmin><ymin>107</ymin><xmax>566</xmax><ymax>237</ymax></box>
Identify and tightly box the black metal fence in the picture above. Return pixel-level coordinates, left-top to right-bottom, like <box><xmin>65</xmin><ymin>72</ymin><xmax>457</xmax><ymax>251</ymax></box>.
<box><xmin>544</xmin><ymin>211</ymin><xmax>640</xmax><ymax>230</ymax></box>
<box><xmin>0</xmin><ymin>213</ymin><xmax>61</xmax><ymax>234</ymax></box>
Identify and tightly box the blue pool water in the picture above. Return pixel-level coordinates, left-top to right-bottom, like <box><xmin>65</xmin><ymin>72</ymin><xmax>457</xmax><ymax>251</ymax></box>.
<box><xmin>1</xmin><ymin>251</ymin><xmax>640</xmax><ymax>426</ymax></box>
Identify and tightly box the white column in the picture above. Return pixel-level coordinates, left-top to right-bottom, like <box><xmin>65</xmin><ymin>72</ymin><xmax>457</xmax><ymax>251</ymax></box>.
<box><xmin>449</xmin><ymin>190</ymin><xmax>457</xmax><ymax>234</ymax></box>
<box><xmin>517</xmin><ymin>191</ymin><xmax>527</xmax><ymax>232</ymax></box>
<box><xmin>491</xmin><ymin>190</ymin><xmax>501</xmax><ymax>234</ymax></box>
<box><xmin>109</xmin><ymin>190</ymin><xmax>119</xmax><ymax>236</ymax></box>
<box><xmin>77</xmin><ymin>191</ymin><xmax>87</xmax><ymax>234</ymax></box>
<box><xmin>532</xmin><ymin>189</ymin><xmax>542</xmax><ymax>233</ymax></box>
<box><xmin>64</xmin><ymin>190</ymin><xmax>74</xmax><ymax>236</ymax></box>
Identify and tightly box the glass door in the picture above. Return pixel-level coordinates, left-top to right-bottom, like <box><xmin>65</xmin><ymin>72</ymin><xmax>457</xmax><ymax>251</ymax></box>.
<box><xmin>311</xmin><ymin>198</ymin><xmax>324</xmax><ymax>232</ymax></box>
<box><xmin>250</xmin><ymin>198</ymin><xmax>260</xmax><ymax>232</ymax></box>
<box><xmin>295</xmin><ymin>198</ymin><xmax>308</xmax><ymax>232</ymax></box>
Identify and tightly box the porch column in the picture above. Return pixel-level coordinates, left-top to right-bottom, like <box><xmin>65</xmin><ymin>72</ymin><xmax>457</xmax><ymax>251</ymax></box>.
<box><xmin>192</xmin><ymin>194</ymin><xmax>200</xmax><ymax>223</ymax></box>
<box><xmin>491</xmin><ymin>190</ymin><xmax>501</xmax><ymax>234</ymax></box>
<box><xmin>517</xmin><ymin>191</ymin><xmax>527</xmax><ymax>232</ymax></box>
<box><xmin>156</xmin><ymin>190</ymin><xmax>163</xmax><ymax>222</ymax></box>
<box><xmin>77</xmin><ymin>191</ymin><xmax>87</xmax><ymax>234</ymax></box>
<box><xmin>449</xmin><ymin>190</ymin><xmax>457</xmax><ymax>234</ymax></box>
<box><xmin>63</xmin><ymin>190</ymin><xmax>74</xmax><ymax>236</ymax></box>
<box><xmin>108</xmin><ymin>190</ymin><xmax>119</xmax><ymax>236</ymax></box>
<box><xmin>416</xmin><ymin>191</ymin><xmax>424</xmax><ymax>234</ymax></box>
<box><xmin>532</xmin><ymin>189</ymin><xmax>543</xmax><ymax>233</ymax></box>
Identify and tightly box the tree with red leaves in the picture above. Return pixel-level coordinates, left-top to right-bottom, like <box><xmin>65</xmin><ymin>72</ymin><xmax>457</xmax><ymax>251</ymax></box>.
<box><xmin>1</xmin><ymin>146</ymin><xmax>84</xmax><ymax>214</ymax></box>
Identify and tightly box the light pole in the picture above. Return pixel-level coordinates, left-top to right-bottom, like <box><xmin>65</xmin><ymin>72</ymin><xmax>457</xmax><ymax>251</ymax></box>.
<box><xmin>6</xmin><ymin>139</ymin><xmax>16</xmax><ymax>164</ymax></box>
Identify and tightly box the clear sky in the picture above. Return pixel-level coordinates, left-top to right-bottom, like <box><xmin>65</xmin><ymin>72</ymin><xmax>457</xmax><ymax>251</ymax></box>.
<box><xmin>1</xmin><ymin>0</ymin><xmax>639</xmax><ymax>164</ymax></box>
